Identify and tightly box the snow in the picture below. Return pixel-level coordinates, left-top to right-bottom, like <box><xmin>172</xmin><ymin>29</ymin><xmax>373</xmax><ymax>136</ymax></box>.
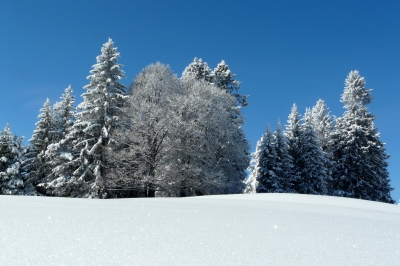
<box><xmin>1</xmin><ymin>194</ymin><xmax>399</xmax><ymax>265</ymax></box>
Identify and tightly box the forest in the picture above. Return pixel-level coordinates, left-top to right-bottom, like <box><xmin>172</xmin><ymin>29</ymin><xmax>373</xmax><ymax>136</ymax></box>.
<box><xmin>0</xmin><ymin>39</ymin><xmax>394</xmax><ymax>203</ymax></box>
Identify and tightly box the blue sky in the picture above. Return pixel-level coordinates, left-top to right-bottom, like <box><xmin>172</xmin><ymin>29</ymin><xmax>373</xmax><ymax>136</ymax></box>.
<box><xmin>1</xmin><ymin>0</ymin><xmax>399</xmax><ymax>201</ymax></box>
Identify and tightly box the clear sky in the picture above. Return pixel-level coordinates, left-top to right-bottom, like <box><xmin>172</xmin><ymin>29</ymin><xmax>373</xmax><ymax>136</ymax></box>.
<box><xmin>1</xmin><ymin>0</ymin><xmax>399</xmax><ymax>201</ymax></box>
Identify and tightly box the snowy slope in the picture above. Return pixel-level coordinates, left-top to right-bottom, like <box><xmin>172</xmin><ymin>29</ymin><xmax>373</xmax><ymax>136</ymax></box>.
<box><xmin>1</xmin><ymin>194</ymin><xmax>399</xmax><ymax>265</ymax></box>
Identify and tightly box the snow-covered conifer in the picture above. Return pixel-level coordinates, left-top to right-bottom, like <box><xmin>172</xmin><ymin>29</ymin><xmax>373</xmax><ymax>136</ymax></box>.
<box><xmin>295</xmin><ymin>108</ymin><xmax>329</xmax><ymax>194</ymax></box>
<box><xmin>273</xmin><ymin>121</ymin><xmax>294</xmax><ymax>192</ymax></box>
<box><xmin>23</xmin><ymin>99</ymin><xmax>55</xmax><ymax>190</ymax></box>
<box><xmin>331</xmin><ymin>71</ymin><xmax>393</xmax><ymax>203</ymax></box>
<box><xmin>41</xmin><ymin>86</ymin><xmax>76</xmax><ymax>195</ymax></box>
<box><xmin>284</xmin><ymin>104</ymin><xmax>302</xmax><ymax>188</ymax></box>
<box><xmin>311</xmin><ymin>99</ymin><xmax>334</xmax><ymax>153</ymax></box>
<box><xmin>54</xmin><ymin>38</ymin><xmax>128</xmax><ymax>198</ymax></box>
<box><xmin>211</xmin><ymin>60</ymin><xmax>247</xmax><ymax>107</ymax></box>
<box><xmin>0</xmin><ymin>125</ymin><xmax>25</xmax><ymax>195</ymax></box>
<box><xmin>245</xmin><ymin>133</ymin><xmax>267</xmax><ymax>194</ymax></box>
<box><xmin>311</xmin><ymin>99</ymin><xmax>334</xmax><ymax>191</ymax></box>
<box><xmin>181</xmin><ymin>57</ymin><xmax>212</xmax><ymax>82</ymax></box>
<box><xmin>53</xmin><ymin>85</ymin><xmax>75</xmax><ymax>142</ymax></box>
<box><xmin>254</xmin><ymin>126</ymin><xmax>279</xmax><ymax>193</ymax></box>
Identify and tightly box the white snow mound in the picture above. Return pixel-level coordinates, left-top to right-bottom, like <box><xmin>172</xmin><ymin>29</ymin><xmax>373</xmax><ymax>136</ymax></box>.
<box><xmin>1</xmin><ymin>193</ymin><xmax>399</xmax><ymax>265</ymax></box>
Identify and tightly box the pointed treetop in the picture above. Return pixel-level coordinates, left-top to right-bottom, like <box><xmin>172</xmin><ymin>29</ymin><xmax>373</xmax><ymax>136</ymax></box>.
<box><xmin>341</xmin><ymin>70</ymin><xmax>373</xmax><ymax>110</ymax></box>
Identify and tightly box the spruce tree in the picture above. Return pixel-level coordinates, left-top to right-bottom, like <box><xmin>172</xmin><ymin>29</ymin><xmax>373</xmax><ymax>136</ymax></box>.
<box><xmin>23</xmin><ymin>98</ymin><xmax>55</xmax><ymax>191</ymax></box>
<box><xmin>273</xmin><ymin>121</ymin><xmax>294</xmax><ymax>192</ymax></box>
<box><xmin>284</xmin><ymin>104</ymin><xmax>302</xmax><ymax>190</ymax></box>
<box><xmin>311</xmin><ymin>99</ymin><xmax>334</xmax><ymax>192</ymax></box>
<box><xmin>255</xmin><ymin>126</ymin><xmax>282</xmax><ymax>193</ymax></box>
<box><xmin>211</xmin><ymin>60</ymin><xmax>247</xmax><ymax>107</ymax></box>
<box><xmin>59</xmin><ymin>38</ymin><xmax>127</xmax><ymax>198</ymax></box>
<box><xmin>245</xmin><ymin>133</ymin><xmax>267</xmax><ymax>194</ymax></box>
<box><xmin>0</xmin><ymin>125</ymin><xmax>25</xmax><ymax>195</ymax></box>
<box><xmin>41</xmin><ymin>86</ymin><xmax>76</xmax><ymax>195</ymax></box>
<box><xmin>181</xmin><ymin>57</ymin><xmax>212</xmax><ymax>82</ymax></box>
<box><xmin>331</xmin><ymin>71</ymin><xmax>394</xmax><ymax>203</ymax></box>
<box><xmin>295</xmin><ymin>108</ymin><xmax>329</xmax><ymax>194</ymax></box>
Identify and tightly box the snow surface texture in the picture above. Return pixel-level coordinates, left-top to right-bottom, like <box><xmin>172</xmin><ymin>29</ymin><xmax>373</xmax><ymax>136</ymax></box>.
<box><xmin>1</xmin><ymin>194</ymin><xmax>399</xmax><ymax>265</ymax></box>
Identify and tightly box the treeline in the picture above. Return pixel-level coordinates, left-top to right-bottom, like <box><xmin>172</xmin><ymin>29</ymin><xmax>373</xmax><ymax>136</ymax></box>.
<box><xmin>0</xmin><ymin>39</ymin><xmax>249</xmax><ymax>198</ymax></box>
<box><xmin>0</xmin><ymin>39</ymin><xmax>394</xmax><ymax>203</ymax></box>
<box><xmin>246</xmin><ymin>71</ymin><xmax>394</xmax><ymax>203</ymax></box>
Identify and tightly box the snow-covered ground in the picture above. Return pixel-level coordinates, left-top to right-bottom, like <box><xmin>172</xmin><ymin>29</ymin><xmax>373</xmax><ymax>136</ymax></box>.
<box><xmin>1</xmin><ymin>194</ymin><xmax>399</xmax><ymax>265</ymax></box>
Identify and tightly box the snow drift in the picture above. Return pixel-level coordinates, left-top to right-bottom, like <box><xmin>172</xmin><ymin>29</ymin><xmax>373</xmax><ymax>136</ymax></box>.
<box><xmin>1</xmin><ymin>194</ymin><xmax>399</xmax><ymax>265</ymax></box>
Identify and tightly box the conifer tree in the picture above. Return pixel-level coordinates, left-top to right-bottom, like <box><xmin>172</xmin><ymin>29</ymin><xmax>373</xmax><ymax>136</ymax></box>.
<box><xmin>211</xmin><ymin>60</ymin><xmax>247</xmax><ymax>107</ymax></box>
<box><xmin>0</xmin><ymin>125</ymin><xmax>25</xmax><ymax>195</ymax></box>
<box><xmin>254</xmin><ymin>126</ymin><xmax>281</xmax><ymax>193</ymax></box>
<box><xmin>57</xmin><ymin>38</ymin><xmax>127</xmax><ymax>198</ymax></box>
<box><xmin>181</xmin><ymin>57</ymin><xmax>212</xmax><ymax>82</ymax></box>
<box><xmin>331</xmin><ymin>71</ymin><xmax>394</xmax><ymax>203</ymax></box>
<box><xmin>245</xmin><ymin>133</ymin><xmax>267</xmax><ymax>194</ymax></box>
<box><xmin>41</xmin><ymin>86</ymin><xmax>76</xmax><ymax>195</ymax></box>
<box><xmin>273</xmin><ymin>121</ymin><xmax>294</xmax><ymax>192</ymax></box>
<box><xmin>284</xmin><ymin>104</ymin><xmax>302</xmax><ymax>189</ymax></box>
<box><xmin>53</xmin><ymin>85</ymin><xmax>75</xmax><ymax>142</ymax></box>
<box><xmin>23</xmin><ymin>99</ymin><xmax>55</xmax><ymax>190</ymax></box>
<box><xmin>311</xmin><ymin>99</ymin><xmax>334</xmax><ymax>192</ymax></box>
<box><xmin>295</xmin><ymin>108</ymin><xmax>329</xmax><ymax>194</ymax></box>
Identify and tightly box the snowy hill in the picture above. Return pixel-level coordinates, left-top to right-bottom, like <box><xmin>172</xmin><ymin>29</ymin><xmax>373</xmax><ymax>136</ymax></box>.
<box><xmin>1</xmin><ymin>194</ymin><xmax>399</xmax><ymax>265</ymax></box>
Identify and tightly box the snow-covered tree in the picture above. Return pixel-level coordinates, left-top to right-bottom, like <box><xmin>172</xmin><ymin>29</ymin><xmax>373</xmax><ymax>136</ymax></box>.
<box><xmin>107</xmin><ymin>63</ymin><xmax>180</xmax><ymax>197</ymax></box>
<box><xmin>311</xmin><ymin>99</ymin><xmax>334</xmax><ymax>191</ymax></box>
<box><xmin>23</xmin><ymin>98</ymin><xmax>56</xmax><ymax>191</ymax></box>
<box><xmin>295</xmin><ymin>108</ymin><xmax>329</xmax><ymax>194</ymax></box>
<box><xmin>284</xmin><ymin>104</ymin><xmax>302</xmax><ymax>188</ymax></box>
<box><xmin>52</xmin><ymin>38</ymin><xmax>128</xmax><ymax>198</ymax></box>
<box><xmin>181</xmin><ymin>57</ymin><xmax>212</xmax><ymax>82</ymax></box>
<box><xmin>273</xmin><ymin>121</ymin><xmax>294</xmax><ymax>192</ymax></box>
<box><xmin>182</xmin><ymin>58</ymin><xmax>250</xmax><ymax>194</ymax></box>
<box><xmin>165</xmin><ymin>78</ymin><xmax>248</xmax><ymax>196</ymax></box>
<box><xmin>246</xmin><ymin>122</ymin><xmax>294</xmax><ymax>194</ymax></box>
<box><xmin>109</xmin><ymin>64</ymin><xmax>249</xmax><ymax>197</ymax></box>
<box><xmin>245</xmin><ymin>133</ymin><xmax>267</xmax><ymax>194</ymax></box>
<box><xmin>311</xmin><ymin>99</ymin><xmax>334</xmax><ymax>154</ymax></box>
<box><xmin>52</xmin><ymin>85</ymin><xmax>75</xmax><ymax>142</ymax></box>
<box><xmin>331</xmin><ymin>71</ymin><xmax>394</xmax><ymax>203</ymax></box>
<box><xmin>254</xmin><ymin>126</ymin><xmax>279</xmax><ymax>193</ymax></box>
<box><xmin>40</xmin><ymin>86</ymin><xmax>76</xmax><ymax>195</ymax></box>
<box><xmin>0</xmin><ymin>125</ymin><xmax>25</xmax><ymax>195</ymax></box>
<box><xmin>211</xmin><ymin>60</ymin><xmax>247</xmax><ymax>107</ymax></box>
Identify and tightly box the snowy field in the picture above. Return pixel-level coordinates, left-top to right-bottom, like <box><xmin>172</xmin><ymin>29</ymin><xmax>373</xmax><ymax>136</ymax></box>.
<box><xmin>1</xmin><ymin>194</ymin><xmax>399</xmax><ymax>265</ymax></box>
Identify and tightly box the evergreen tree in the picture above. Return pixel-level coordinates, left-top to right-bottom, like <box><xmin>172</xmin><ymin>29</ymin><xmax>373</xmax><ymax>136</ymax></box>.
<box><xmin>331</xmin><ymin>70</ymin><xmax>394</xmax><ymax>203</ymax></box>
<box><xmin>311</xmin><ymin>99</ymin><xmax>334</xmax><ymax>192</ymax></box>
<box><xmin>0</xmin><ymin>125</ymin><xmax>25</xmax><ymax>195</ymax></box>
<box><xmin>295</xmin><ymin>108</ymin><xmax>329</xmax><ymax>194</ymax></box>
<box><xmin>273</xmin><ymin>121</ymin><xmax>294</xmax><ymax>192</ymax></box>
<box><xmin>41</xmin><ymin>86</ymin><xmax>76</xmax><ymax>195</ymax></box>
<box><xmin>254</xmin><ymin>126</ymin><xmax>280</xmax><ymax>193</ymax></box>
<box><xmin>245</xmin><ymin>133</ymin><xmax>267</xmax><ymax>194</ymax></box>
<box><xmin>311</xmin><ymin>99</ymin><xmax>334</xmax><ymax>154</ymax></box>
<box><xmin>23</xmin><ymin>99</ymin><xmax>55</xmax><ymax>191</ymax></box>
<box><xmin>211</xmin><ymin>60</ymin><xmax>247</xmax><ymax>107</ymax></box>
<box><xmin>181</xmin><ymin>57</ymin><xmax>212</xmax><ymax>82</ymax></box>
<box><xmin>53</xmin><ymin>85</ymin><xmax>75</xmax><ymax>142</ymax></box>
<box><xmin>284</xmin><ymin>104</ymin><xmax>302</xmax><ymax>189</ymax></box>
<box><xmin>57</xmin><ymin>38</ymin><xmax>127</xmax><ymax>198</ymax></box>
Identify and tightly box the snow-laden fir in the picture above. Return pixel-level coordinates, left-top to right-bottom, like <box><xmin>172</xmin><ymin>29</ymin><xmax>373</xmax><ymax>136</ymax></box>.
<box><xmin>1</xmin><ymin>194</ymin><xmax>399</xmax><ymax>265</ymax></box>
